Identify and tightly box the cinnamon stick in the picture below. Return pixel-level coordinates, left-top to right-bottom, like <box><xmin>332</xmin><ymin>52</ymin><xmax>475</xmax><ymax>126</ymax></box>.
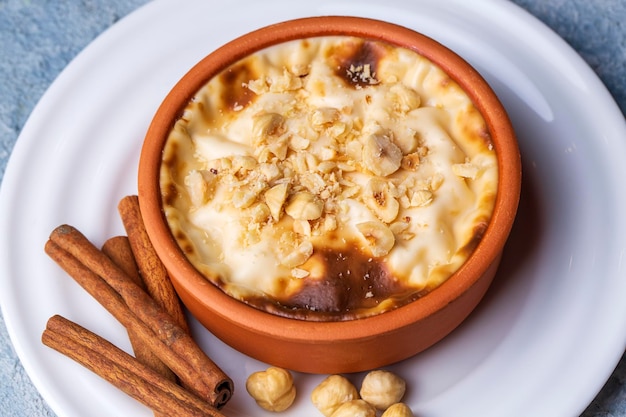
<box><xmin>118</xmin><ymin>195</ymin><xmax>189</xmax><ymax>333</ymax></box>
<box><xmin>101</xmin><ymin>235</ymin><xmax>142</xmax><ymax>285</ymax></box>
<box><xmin>102</xmin><ymin>236</ymin><xmax>177</xmax><ymax>417</ymax></box>
<box><xmin>45</xmin><ymin>239</ymin><xmax>215</xmax><ymax>403</ymax></box>
<box><xmin>46</xmin><ymin>225</ymin><xmax>233</xmax><ymax>408</ymax></box>
<box><xmin>42</xmin><ymin>315</ymin><xmax>225</xmax><ymax>417</ymax></box>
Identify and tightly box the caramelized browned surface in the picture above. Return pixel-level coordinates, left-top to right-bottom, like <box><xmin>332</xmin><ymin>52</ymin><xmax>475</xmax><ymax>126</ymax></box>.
<box><xmin>241</xmin><ymin>246</ymin><xmax>425</xmax><ymax>321</ymax></box>
<box><xmin>329</xmin><ymin>39</ymin><xmax>384</xmax><ymax>87</ymax></box>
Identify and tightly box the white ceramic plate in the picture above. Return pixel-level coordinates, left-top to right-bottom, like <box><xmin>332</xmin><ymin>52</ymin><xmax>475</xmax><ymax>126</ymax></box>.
<box><xmin>2</xmin><ymin>0</ymin><xmax>625</xmax><ymax>416</ymax></box>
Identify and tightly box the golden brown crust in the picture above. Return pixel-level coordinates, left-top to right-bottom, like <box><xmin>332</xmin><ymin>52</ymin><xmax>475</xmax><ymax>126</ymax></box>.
<box><xmin>160</xmin><ymin>36</ymin><xmax>498</xmax><ymax>321</ymax></box>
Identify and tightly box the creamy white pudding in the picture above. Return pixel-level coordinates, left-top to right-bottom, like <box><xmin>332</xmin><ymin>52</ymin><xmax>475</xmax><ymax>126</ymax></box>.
<box><xmin>160</xmin><ymin>36</ymin><xmax>498</xmax><ymax>320</ymax></box>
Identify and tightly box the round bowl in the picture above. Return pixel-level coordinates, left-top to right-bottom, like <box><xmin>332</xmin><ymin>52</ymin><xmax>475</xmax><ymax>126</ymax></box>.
<box><xmin>138</xmin><ymin>16</ymin><xmax>521</xmax><ymax>374</ymax></box>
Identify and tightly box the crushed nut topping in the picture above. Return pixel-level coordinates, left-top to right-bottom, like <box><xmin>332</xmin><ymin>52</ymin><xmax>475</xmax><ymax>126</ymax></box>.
<box><xmin>160</xmin><ymin>36</ymin><xmax>498</xmax><ymax>319</ymax></box>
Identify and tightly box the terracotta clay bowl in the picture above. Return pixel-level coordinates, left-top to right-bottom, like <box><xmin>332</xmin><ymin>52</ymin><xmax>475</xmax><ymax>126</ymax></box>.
<box><xmin>138</xmin><ymin>16</ymin><xmax>521</xmax><ymax>374</ymax></box>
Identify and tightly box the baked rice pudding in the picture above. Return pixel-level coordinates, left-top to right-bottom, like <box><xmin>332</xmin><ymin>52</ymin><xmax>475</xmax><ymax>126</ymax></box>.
<box><xmin>160</xmin><ymin>36</ymin><xmax>498</xmax><ymax>321</ymax></box>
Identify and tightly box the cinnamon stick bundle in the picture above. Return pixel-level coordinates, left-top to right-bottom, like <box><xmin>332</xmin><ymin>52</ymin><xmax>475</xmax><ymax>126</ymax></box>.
<box><xmin>45</xmin><ymin>224</ymin><xmax>233</xmax><ymax>409</ymax></box>
<box><xmin>42</xmin><ymin>315</ymin><xmax>225</xmax><ymax>417</ymax></box>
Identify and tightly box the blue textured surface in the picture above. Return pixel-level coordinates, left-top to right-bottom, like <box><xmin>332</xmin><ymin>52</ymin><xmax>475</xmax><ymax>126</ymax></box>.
<box><xmin>1</xmin><ymin>1</ymin><xmax>624</xmax><ymax>416</ymax></box>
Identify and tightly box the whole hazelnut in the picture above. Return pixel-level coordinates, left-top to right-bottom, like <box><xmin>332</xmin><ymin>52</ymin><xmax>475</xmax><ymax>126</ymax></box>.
<box><xmin>359</xmin><ymin>370</ymin><xmax>406</xmax><ymax>410</ymax></box>
<box><xmin>245</xmin><ymin>367</ymin><xmax>296</xmax><ymax>412</ymax></box>
<box><xmin>311</xmin><ymin>374</ymin><xmax>359</xmax><ymax>417</ymax></box>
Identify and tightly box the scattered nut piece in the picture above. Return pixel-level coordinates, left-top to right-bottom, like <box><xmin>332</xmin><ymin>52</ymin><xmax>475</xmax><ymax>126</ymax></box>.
<box><xmin>311</xmin><ymin>375</ymin><xmax>359</xmax><ymax>417</ymax></box>
<box><xmin>346</xmin><ymin>63</ymin><xmax>378</xmax><ymax>85</ymax></box>
<box><xmin>356</xmin><ymin>221</ymin><xmax>395</xmax><ymax>258</ymax></box>
<box><xmin>452</xmin><ymin>162</ymin><xmax>480</xmax><ymax>179</ymax></box>
<box><xmin>327</xmin><ymin>121</ymin><xmax>348</xmax><ymax>140</ymax></box>
<box><xmin>184</xmin><ymin>169</ymin><xmax>216</xmax><ymax>206</ymax></box>
<box><xmin>280</xmin><ymin>240</ymin><xmax>314</xmax><ymax>268</ymax></box>
<box><xmin>317</xmin><ymin>161</ymin><xmax>337</xmax><ymax>174</ymax></box>
<box><xmin>381</xmin><ymin>402</ymin><xmax>415</xmax><ymax>417</ymax></box>
<box><xmin>389</xmin><ymin>220</ymin><xmax>415</xmax><ymax>241</ymax></box>
<box><xmin>330</xmin><ymin>399</ymin><xmax>376</xmax><ymax>417</ymax></box>
<box><xmin>359</xmin><ymin>370</ymin><xmax>406</xmax><ymax>410</ymax></box>
<box><xmin>252</xmin><ymin>112</ymin><xmax>285</xmax><ymax>144</ymax></box>
<box><xmin>300</xmin><ymin>171</ymin><xmax>326</xmax><ymax>194</ymax></box>
<box><xmin>285</xmin><ymin>191</ymin><xmax>324</xmax><ymax>220</ymax></box>
<box><xmin>269</xmin><ymin>68</ymin><xmax>303</xmax><ymax>92</ymax></box>
<box><xmin>429</xmin><ymin>173</ymin><xmax>444</xmax><ymax>191</ymax></box>
<box><xmin>319</xmin><ymin>146</ymin><xmax>337</xmax><ymax>161</ymax></box>
<box><xmin>291</xmin><ymin>268</ymin><xmax>310</xmax><ymax>279</ymax></box>
<box><xmin>345</xmin><ymin>140</ymin><xmax>363</xmax><ymax>161</ymax></box>
<box><xmin>259</xmin><ymin>162</ymin><xmax>282</xmax><ymax>182</ymax></box>
<box><xmin>363</xmin><ymin>178</ymin><xmax>400</xmax><ymax>223</ymax></box>
<box><xmin>232</xmin><ymin>185</ymin><xmax>260</xmax><ymax>209</ymax></box>
<box><xmin>311</xmin><ymin>107</ymin><xmax>340</xmax><ymax>128</ymax></box>
<box><xmin>320</xmin><ymin>215</ymin><xmax>338</xmax><ymax>234</ymax></box>
<box><xmin>231</xmin><ymin>155</ymin><xmax>258</xmax><ymax>174</ymax></box>
<box><xmin>267</xmin><ymin>136</ymin><xmax>290</xmax><ymax>160</ymax></box>
<box><xmin>246</xmin><ymin>77</ymin><xmax>268</xmax><ymax>94</ymax></box>
<box><xmin>409</xmin><ymin>190</ymin><xmax>433</xmax><ymax>207</ymax></box>
<box><xmin>248</xmin><ymin>202</ymin><xmax>271</xmax><ymax>223</ymax></box>
<box><xmin>293</xmin><ymin>220</ymin><xmax>312</xmax><ymax>238</ymax></box>
<box><xmin>362</xmin><ymin>132</ymin><xmax>403</xmax><ymax>177</ymax></box>
<box><xmin>341</xmin><ymin>184</ymin><xmax>361</xmax><ymax>199</ymax></box>
<box><xmin>388</xmin><ymin>83</ymin><xmax>421</xmax><ymax>113</ymax></box>
<box><xmin>245</xmin><ymin>367</ymin><xmax>296</xmax><ymax>412</ymax></box>
<box><xmin>289</xmin><ymin>63</ymin><xmax>309</xmax><ymax>77</ymax></box>
<box><xmin>400</xmin><ymin>152</ymin><xmax>421</xmax><ymax>171</ymax></box>
<box><xmin>264</xmin><ymin>183</ymin><xmax>289</xmax><ymax>221</ymax></box>
<box><xmin>337</xmin><ymin>161</ymin><xmax>356</xmax><ymax>172</ymax></box>
<box><xmin>290</xmin><ymin>135</ymin><xmax>311</xmax><ymax>150</ymax></box>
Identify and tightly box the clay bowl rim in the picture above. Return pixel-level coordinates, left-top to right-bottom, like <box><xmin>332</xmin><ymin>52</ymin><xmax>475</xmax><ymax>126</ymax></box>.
<box><xmin>138</xmin><ymin>16</ymin><xmax>521</xmax><ymax>344</ymax></box>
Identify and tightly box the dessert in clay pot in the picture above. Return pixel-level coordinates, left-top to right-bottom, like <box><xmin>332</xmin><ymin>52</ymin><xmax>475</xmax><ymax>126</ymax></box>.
<box><xmin>138</xmin><ymin>16</ymin><xmax>521</xmax><ymax>373</ymax></box>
